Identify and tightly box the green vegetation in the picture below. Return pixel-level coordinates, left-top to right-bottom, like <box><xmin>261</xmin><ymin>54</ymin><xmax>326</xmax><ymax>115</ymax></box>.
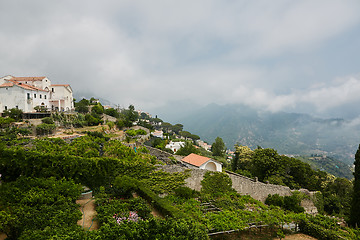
<box><xmin>0</xmin><ymin>177</ymin><xmax>83</xmax><ymax>239</ymax></box>
<box><xmin>296</xmin><ymin>155</ymin><xmax>353</xmax><ymax>180</ymax></box>
<box><xmin>233</xmin><ymin>146</ymin><xmax>327</xmax><ymax>191</ymax></box>
<box><xmin>2</xmin><ymin>102</ymin><xmax>360</xmax><ymax>239</ymax></box>
<box><xmin>265</xmin><ymin>192</ymin><xmax>305</xmax><ymax>213</ymax></box>
<box><xmin>350</xmin><ymin>144</ymin><xmax>360</xmax><ymax>227</ymax></box>
<box><xmin>176</xmin><ymin>141</ymin><xmax>199</xmax><ymax>156</ymax></box>
<box><xmin>2</xmin><ymin>108</ymin><xmax>23</xmax><ymax>121</ymax></box>
<box><xmin>36</xmin><ymin>123</ymin><xmax>56</xmax><ymax>135</ymax></box>
<box><xmin>211</xmin><ymin>137</ymin><xmax>225</xmax><ymax>157</ymax></box>
<box><xmin>231</xmin><ymin>145</ymin><xmax>356</xmax><ymax>221</ymax></box>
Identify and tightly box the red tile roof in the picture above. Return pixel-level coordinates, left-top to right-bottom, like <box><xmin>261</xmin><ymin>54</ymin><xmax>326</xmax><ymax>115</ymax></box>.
<box><xmin>51</xmin><ymin>84</ymin><xmax>70</xmax><ymax>87</ymax></box>
<box><xmin>7</xmin><ymin>80</ymin><xmax>47</xmax><ymax>92</ymax></box>
<box><xmin>182</xmin><ymin>153</ymin><xmax>212</xmax><ymax>167</ymax></box>
<box><xmin>11</xmin><ymin>77</ymin><xmax>46</xmax><ymax>81</ymax></box>
<box><xmin>0</xmin><ymin>82</ymin><xmax>14</xmax><ymax>87</ymax></box>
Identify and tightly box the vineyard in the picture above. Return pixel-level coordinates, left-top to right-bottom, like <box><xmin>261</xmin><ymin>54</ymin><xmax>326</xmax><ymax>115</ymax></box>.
<box><xmin>0</xmin><ymin>134</ymin><xmax>360</xmax><ymax>239</ymax></box>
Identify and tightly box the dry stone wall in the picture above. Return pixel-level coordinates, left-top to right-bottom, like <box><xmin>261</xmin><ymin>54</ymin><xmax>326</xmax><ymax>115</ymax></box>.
<box><xmin>227</xmin><ymin>171</ymin><xmax>292</xmax><ymax>202</ymax></box>
<box><xmin>158</xmin><ymin>165</ymin><xmax>318</xmax><ymax>214</ymax></box>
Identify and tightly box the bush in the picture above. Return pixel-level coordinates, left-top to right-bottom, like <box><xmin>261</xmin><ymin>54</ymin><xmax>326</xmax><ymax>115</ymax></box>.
<box><xmin>265</xmin><ymin>194</ymin><xmax>284</xmax><ymax>207</ymax></box>
<box><xmin>265</xmin><ymin>193</ymin><xmax>305</xmax><ymax>213</ymax></box>
<box><xmin>174</xmin><ymin>186</ymin><xmax>198</xmax><ymax>199</ymax></box>
<box><xmin>3</xmin><ymin>108</ymin><xmax>23</xmax><ymax>121</ymax></box>
<box><xmin>201</xmin><ymin>172</ymin><xmax>234</xmax><ymax>197</ymax></box>
<box><xmin>36</xmin><ymin>123</ymin><xmax>56</xmax><ymax>135</ymax></box>
<box><xmin>113</xmin><ymin>176</ymin><xmax>185</xmax><ymax>219</ymax></box>
<box><xmin>41</xmin><ymin>117</ymin><xmax>54</xmax><ymax>124</ymax></box>
<box><xmin>299</xmin><ymin>220</ymin><xmax>339</xmax><ymax>240</ymax></box>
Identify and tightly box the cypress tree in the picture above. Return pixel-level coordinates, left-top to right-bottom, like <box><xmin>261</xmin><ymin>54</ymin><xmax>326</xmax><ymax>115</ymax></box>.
<box><xmin>350</xmin><ymin>144</ymin><xmax>360</xmax><ymax>227</ymax></box>
<box><xmin>232</xmin><ymin>148</ymin><xmax>239</xmax><ymax>172</ymax></box>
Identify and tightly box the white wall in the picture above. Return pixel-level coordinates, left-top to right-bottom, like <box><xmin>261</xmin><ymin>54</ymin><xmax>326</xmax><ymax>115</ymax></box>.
<box><xmin>199</xmin><ymin>159</ymin><xmax>222</xmax><ymax>172</ymax></box>
<box><xmin>0</xmin><ymin>85</ymin><xmax>50</xmax><ymax>113</ymax></box>
<box><xmin>50</xmin><ymin>85</ymin><xmax>74</xmax><ymax>111</ymax></box>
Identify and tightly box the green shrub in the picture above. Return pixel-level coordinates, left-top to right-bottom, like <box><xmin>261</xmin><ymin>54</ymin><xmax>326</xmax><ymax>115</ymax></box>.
<box><xmin>265</xmin><ymin>194</ymin><xmax>284</xmax><ymax>207</ymax></box>
<box><xmin>174</xmin><ymin>186</ymin><xmax>198</xmax><ymax>199</ymax></box>
<box><xmin>36</xmin><ymin>123</ymin><xmax>56</xmax><ymax>135</ymax></box>
<box><xmin>299</xmin><ymin>220</ymin><xmax>339</xmax><ymax>240</ymax></box>
<box><xmin>41</xmin><ymin>117</ymin><xmax>54</xmax><ymax>124</ymax></box>
<box><xmin>201</xmin><ymin>172</ymin><xmax>234</xmax><ymax>197</ymax></box>
<box><xmin>266</xmin><ymin>193</ymin><xmax>304</xmax><ymax>213</ymax></box>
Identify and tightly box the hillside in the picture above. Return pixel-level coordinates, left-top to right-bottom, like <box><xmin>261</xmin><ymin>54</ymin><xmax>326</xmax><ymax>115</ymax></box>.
<box><xmin>296</xmin><ymin>155</ymin><xmax>353</xmax><ymax>180</ymax></box>
<box><xmin>176</xmin><ymin>103</ymin><xmax>360</xmax><ymax>165</ymax></box>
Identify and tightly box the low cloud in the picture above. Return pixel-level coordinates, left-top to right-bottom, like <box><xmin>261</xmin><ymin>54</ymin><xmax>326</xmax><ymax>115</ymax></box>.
<box><xmin>1</xmin><ymin>1</ymin><xmax>360</xmax><ymax>119</ymax></box>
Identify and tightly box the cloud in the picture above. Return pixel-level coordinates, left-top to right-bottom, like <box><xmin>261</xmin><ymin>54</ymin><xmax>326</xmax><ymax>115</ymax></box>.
<box><xmin>225</xmin><ymin>75</ymin><xmax>360</xmax><ymax>115</ymax></box>
<box><xmin>0</xmin><ymin>1</ymin><xmax>360</xmax><ymax>118</ymax></box>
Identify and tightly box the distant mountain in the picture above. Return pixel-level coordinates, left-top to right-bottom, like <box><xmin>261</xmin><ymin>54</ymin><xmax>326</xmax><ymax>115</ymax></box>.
<box><xmin>178</xmin><ymin>103</ymin><xmax>360</xmax><ymax>165</ymax></box>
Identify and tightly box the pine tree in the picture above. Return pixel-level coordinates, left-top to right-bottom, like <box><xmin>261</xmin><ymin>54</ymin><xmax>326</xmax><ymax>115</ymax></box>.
<box><xmin>350</xmin><ymin>144</ymin><xmax>360</xmax><ymax>227</ymax></box>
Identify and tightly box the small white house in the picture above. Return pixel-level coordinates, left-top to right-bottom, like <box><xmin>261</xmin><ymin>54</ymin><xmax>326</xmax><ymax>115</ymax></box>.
<box><xmin>165</xmin><ymin>141</ymin><xmax>185</xmax><ymax>153</ymax></box>
<box><xmin>151</xmin><ymin>130</ymin><xmax>164</xmax><ymax>139</ymax></box>
<box><xmin>181</xmin><ymin>153</ymin><xmax>222</xmax><ymax>172</ymax></box>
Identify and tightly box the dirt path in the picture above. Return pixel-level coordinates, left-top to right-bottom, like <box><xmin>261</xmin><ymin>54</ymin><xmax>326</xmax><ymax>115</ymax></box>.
<box><xmin>77</xmin><ymin>198</ymin><xmax>99</xmax><ymax>231</ymax></box>
<box><xmin>0</xmin><ymin>233</ymin><xmax>6</xmax><ymax>240</ymax></box>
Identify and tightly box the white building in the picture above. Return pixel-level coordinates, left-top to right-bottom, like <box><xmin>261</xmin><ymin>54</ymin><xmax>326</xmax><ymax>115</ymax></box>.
<box><xmin>196</xmin><ymin>140</ymin><xmax>212</xmax><ymax>151</ymax></box>
<box><xmin>165</xmin><ymin>141</ymin><xmax>185</xmax><ymax>153</ymax></box>
<box><xmin>0</xmin><ymin>75</ymin><xmax>74</xmax><ymax>113</ymax></box>
<box><xmin>151</xmin><ymin>130</ymin><xmax>164</xmax><ymax>139</ymax></box>
<box><xmin>181</xmin><ymin>153</ymin><xmax>222</xmax><ymax>172</ymax></box>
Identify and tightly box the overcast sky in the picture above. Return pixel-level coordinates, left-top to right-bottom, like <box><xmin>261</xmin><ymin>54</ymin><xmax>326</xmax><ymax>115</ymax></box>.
<box><xmin>1</xmin><ymin>0</ymin><xmax>360</xmax><ymax>119</ymax></box>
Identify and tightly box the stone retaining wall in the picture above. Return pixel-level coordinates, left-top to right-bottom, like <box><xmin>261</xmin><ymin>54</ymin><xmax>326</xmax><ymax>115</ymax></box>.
<box><xmin>158</xmin><ymin>165</ymin><xmax>318</xmax><ymax>214</ymax></box>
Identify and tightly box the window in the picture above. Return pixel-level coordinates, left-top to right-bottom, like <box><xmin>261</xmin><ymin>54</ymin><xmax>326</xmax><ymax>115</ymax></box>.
<box><xmin>34</xmin><ymin>94</ymin><xmax>36</xmax><ymax>98</ymax></box>
<box><xmin>16</xmin><ymin>106</ymin><xmax>18</xmax><ymax>109</ymax></box>
<box><xmin>44</xmin><ymin>95</ymin><xmax>47</xmax><ymax>99</ymax></box>
<box><xmin>27</xmin><ymin>93</ymin><xmax>30</xmax><ymax>99</ymax></box>
<box><xmin>40</xmin><ymin>94</ymin><xmax>42</xmax><ymax>99</ymax></box>
<box><xmin>52</xmin><ymin>88</ymin><xmax>54</xmax><ymax>92</ymax></box>
<box><xmin>4</xmin><ymin>106</ymin><xmax>7</xmax><ymax>110</ymax></box>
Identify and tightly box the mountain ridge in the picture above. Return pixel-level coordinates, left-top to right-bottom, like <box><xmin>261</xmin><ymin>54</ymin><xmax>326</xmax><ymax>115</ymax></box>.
<box><xmin>176</xmin><ymin>103</ymin><xmax>359</xmax><ymax>165</ymax></box>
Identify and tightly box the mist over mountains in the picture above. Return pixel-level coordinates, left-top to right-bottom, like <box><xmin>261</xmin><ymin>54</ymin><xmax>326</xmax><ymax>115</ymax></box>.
<box><xmin>160</xmin><ymin>103</ymin><xmax>360</xmax><ymax>165</ymax></box>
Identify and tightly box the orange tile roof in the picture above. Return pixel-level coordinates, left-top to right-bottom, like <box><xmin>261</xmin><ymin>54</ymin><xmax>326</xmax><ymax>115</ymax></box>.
<box><xmin>7</xmin><ymin>80</ymin><xmax>47</xmax><ymax>92</ymax></box>
<box><xmin>11</xmin><ymin>76</ymin><xmax>46</xmax><ymax>81</ymax></box>
<box><xmin>0</xmin><ymin>82</ymin><xmax>14</xmax><ymax>87</ymax></box>
<box><xmin>182</xmin><ymin>153</ymin><xmax>212</xmax><ymax>167</ymax></box>
<box><xmin>51</xmin><ymin>84</ymin><xmax>70</xmax><ymax>87</ymax></box>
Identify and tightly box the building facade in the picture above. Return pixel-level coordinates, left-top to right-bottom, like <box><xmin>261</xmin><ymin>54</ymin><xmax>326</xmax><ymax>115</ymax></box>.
<box><xmin>0</xmin><ymin>75</ymin><xmax>74</xmax><ymax>113</ymax></box>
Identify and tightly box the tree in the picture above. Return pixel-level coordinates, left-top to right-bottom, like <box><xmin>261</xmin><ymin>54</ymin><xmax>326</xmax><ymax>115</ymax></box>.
<box><xmin>175</xmin><ymin>141</ymin><xmax>199</xmax><ymax>156</ymax></box>
<box><xmin>232</xmin><ymin>146</ymin><xmax>240</xmax><ymax>172</ymax></box>
<box><xmin>3</xmin><ymin>108</ymin><xmax>23</xmax><ymax>121</ymax></box>
<box><xmin>34</xmin><ymin>106</ymin><xmax>48</xmax><ymax>112</ymax></box>
<box><xmin>91</xmin><ymin>103</ymin><xmax>104</xmax><ymax>115</ymax></box>
<box><xmin>350</xmin><ymin>144</ymin><xmax>360</xmax><ymax>227</ymax></box>
<box><xmin>0</xmin><ymin>117</ymin><xmax>15</xmax><ymax>128</ymax></box>
<box><xmin>161</xmin><ymin>122</ymin><xmax>173</xmax><ymax>134</ymax></box>
<box><xmin>211</xmin><ymin>137</ymin><xmax>225</xmax><ymax>157</ymax></box>
<box><xmin>201</xmin><ymin>171</ymin><xmax>233</xmax><ymax>197</ymax></box>
<box><xmin>75</xmin><ymin>98</ymin><xmax>90</xmax><ymax>113</ymax></box>
<box><xmin>121</xmin><ymin>105</ymin><xmax>138</xmax><ymax>127</ymax></box>
<box><xmin>171</xmin><ymin>124</ymin><xmax>183</xmax><ymax>134</ymax></box>
<box><xmin>232</xmin><ymin>145</ymin><xmax>253</xmax><ymax>172</ymax></box>
<box><xmin>104</xmin><ymin>108</ymin><xmax>119</xmax><ymax>118</ymax></box>
<box><xmin>251</xmin><ymin>148</ymin><xmax>281</xmax><ymax>182</ymax></box>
